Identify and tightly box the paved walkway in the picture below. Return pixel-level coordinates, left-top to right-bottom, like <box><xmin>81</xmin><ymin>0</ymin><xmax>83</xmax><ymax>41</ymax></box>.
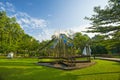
<box><xmin>94</xmin><ymin>57</ymin><xmax>120</xmax><ymax>62</ymax></box>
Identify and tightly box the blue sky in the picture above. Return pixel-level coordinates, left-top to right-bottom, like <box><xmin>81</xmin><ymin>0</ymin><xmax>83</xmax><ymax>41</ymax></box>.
<box><xmin>0</xmin><ymin>0</ymin><xmax>108</xmax><ymax>41</ymax></box>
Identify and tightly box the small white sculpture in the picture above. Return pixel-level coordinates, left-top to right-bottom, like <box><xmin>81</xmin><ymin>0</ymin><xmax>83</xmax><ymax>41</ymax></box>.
<box><xmin>82</xmin><ymin>45</ymin><xmax>91</xmax><ymax>56</ymax></box>
<box><xmin>7</xmin><ymin>52</ymin><xmax>14</xmax><ymax>59</ymax></box>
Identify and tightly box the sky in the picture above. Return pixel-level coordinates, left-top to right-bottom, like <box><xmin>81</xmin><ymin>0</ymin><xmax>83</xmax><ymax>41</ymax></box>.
<box><xmin>0</xmin><ymin>0</ymin><xmax>108</xmax><ymax>41</ymax></box>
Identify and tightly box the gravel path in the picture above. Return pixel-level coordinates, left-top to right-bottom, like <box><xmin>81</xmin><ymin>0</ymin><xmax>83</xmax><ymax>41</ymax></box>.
<box><xmin>95</xmin><ymin>57</ymin><xmax>120</xmax><ymax>62</ymax></box>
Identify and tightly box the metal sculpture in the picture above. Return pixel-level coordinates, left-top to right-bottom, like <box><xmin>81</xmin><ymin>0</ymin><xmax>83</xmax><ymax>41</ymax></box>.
<box><xmin>38</xmin><ymin>31</ymin><xmax>91</xmax><ymax>67</ymax></box>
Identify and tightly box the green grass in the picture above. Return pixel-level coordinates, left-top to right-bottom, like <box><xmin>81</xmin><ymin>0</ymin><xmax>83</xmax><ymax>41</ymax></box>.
<box><xmin>0</xmin><ymin>57</ymin><xmax>120</xmax><ymax>80</ymax></box>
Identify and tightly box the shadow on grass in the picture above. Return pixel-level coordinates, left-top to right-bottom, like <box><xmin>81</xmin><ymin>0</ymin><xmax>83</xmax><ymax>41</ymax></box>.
<box><xmin>0</xmin><ymin>67</ymin><xmax>79</xmax><ymax>80</ymax></box>
<box><xmin>73</xmin><ymin>71</ymin><xmax>120</xmax><ymax>76</ymax></box>
<box><xmin>0</xmin><ymin>66</ymin><xmax>120</xmax><ymax>80</ymax></box>
<box><xmin>0</xmin><ymin>76</ymin><xmax>4</xmax><ymax>80</ymax></box>
<box><xmin>0</xmin><ymin>62</ymin><xmax>37</xmax><ymax>66</ymax></box>
<box><xmin>112</xmin><ymin>62</ymin><xmax>120</xmax><ymax>65</ymax></box>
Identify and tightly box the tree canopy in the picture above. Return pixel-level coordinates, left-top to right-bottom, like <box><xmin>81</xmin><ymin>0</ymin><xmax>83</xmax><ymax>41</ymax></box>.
<box><xmin>85</xmin><ymin>0</ymin><xmax>120</xmax><ymax>37</ymax></box>
<box><xmin>85</xmin><ymin>0</ymin><xmax>120</xmax><ymax>54</ymax></box>
<box><xmin>0</xmin><ymin>11</ymin><xmax>40</xmax><ymax>56</ymax></box>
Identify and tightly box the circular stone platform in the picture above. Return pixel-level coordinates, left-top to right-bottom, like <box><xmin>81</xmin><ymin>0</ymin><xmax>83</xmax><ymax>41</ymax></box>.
<box><xmin>37</xmin><ymin>61</ymin><xmax>96</xmax><ymax>70</ymax></box>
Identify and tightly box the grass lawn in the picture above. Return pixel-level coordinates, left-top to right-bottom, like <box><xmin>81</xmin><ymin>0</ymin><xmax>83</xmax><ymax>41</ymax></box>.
<box><xmin>0</xmin><ymin>57</ymin><xmax>120</xmax><ymax>80</ymax></box>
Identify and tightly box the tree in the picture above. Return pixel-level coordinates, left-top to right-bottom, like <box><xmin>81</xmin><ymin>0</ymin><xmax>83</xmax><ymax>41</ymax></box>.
<box><xmin>85</xmin><ymin>0</ymin><xmax>120</xmax><ymax>36</ymax></box>
<box><xmin>91</xmin><ymin>35</ymin><xmax>108</xmax><ymax>54</ymax></box>
<box><xmin>0</xmin><ymin>11</ymin><xmax>40</xmax><ymax>56</ymax></box>
<box><xmin>73</xmin><ymin>32</ymin><xmax>90</xmax><ymax>54</ymax></box>
<box><xmin>85</xmin><ymin>0</ymin><xmax>120</xmax><ymax>54</ymax></box>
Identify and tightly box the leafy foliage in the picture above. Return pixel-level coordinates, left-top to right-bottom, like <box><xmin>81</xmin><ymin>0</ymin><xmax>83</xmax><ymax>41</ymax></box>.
<box><xmin>85</xmin><ymin>0</ymin><xmax>120</xmax><ymax>54</ymax></box>
<box><xmin>73</xmin><ymin>32</ymin><xmax>90</xmax><ymax>54</ymax></box>
<box><xmin>0</xmin><ymin>11</ymin><xmax>40</xmax><ymax>56</ymax></box>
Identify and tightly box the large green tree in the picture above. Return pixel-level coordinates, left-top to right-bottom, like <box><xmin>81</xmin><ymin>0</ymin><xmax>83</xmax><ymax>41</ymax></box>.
<box><xmin>91</xmin><ymin>35</ymin><xmax>108</xmax><ymax>54</ymax></box>
<box><xmin>0</xmin><ymin>11</ymin><xmax>40</xmax><ymax>56</ymax></box>
<box><xmin>85</xmin><ymin>0</ymin><xmax>120</xmax><ymax>36</ymax></box>
<box><xmin>85</xmin><ymin>0</ymin><xmax>120</xmax><ymax>54</ymax></box>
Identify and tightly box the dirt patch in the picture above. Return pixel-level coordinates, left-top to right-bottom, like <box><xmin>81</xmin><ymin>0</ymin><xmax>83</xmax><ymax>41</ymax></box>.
<box><xmin>37</xmin><ymin>61</ymin><xmax>96</xmax><ymax>70</ymax></box>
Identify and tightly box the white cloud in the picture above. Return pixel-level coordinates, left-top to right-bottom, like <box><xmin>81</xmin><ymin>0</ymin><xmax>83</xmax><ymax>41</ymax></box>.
<box><xmin>0</xmin><ymin>6</ymin><xmax>5</xmax><ymax>11</ymax></box>
<box><xmin>0</xmin><ymin>2</ymin><xmax>5</xmax><ymax>11</ymax></box>
<box><xmin>33</xmin><ymin>28</ymin><xmax>53</xmax><ymax>42</ymax></box>
<box><xmin>70</xmin><ymin>25</ymin><xmax>97</xmax><ymax>38</ymax></box>
<box><xmin>47</xmin><ymin>14</ymin><xmax>52</xmax><ymax>17</ymax></box>
<box><xmin>13</xmin><ymin>12</ymin><xmax>47</xmax><ymax>29</ymax></box>
<box><xmin>0</xmin><ymin>2</ymin><xmax>15</xmax><ymax>12</ymax></box>
<box><xmin>6</xmin><ymin>2</ymin><xmax>15</xmax><ymax>12</ymax></box>
<box><xmin>15</xmin><ymin>12</ymin><xmax>49</xmax><ymax>41</ymax></box>
<box><xmin>0</xmin><ymin>2</ymin><xmax>4</xmax><ymax>7</ymax></box>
